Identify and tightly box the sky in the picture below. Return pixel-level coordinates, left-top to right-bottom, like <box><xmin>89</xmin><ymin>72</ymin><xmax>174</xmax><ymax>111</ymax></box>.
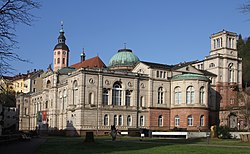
<box><xmin>10</xmin><ymin>0</ymin><xmax>250</xmax><ymax>75</ymax></box>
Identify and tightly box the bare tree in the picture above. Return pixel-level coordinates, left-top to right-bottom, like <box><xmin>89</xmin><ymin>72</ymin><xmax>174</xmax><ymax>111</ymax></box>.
<box><xmin>241</xmin><ymin>2</ymin><xmax>250</xmax><ymax>14</ymax></box>
<box><xmin>0</xmin><ymin>0</ymin><xmax>40</xmax><ymax>75</ymax></box>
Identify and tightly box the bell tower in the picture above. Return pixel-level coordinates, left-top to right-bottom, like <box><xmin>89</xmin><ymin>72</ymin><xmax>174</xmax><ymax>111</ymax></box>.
<box><xmin>53</xmin><ymin>21</ymin><xmax>69</xmax><ymax>71</ymax></box>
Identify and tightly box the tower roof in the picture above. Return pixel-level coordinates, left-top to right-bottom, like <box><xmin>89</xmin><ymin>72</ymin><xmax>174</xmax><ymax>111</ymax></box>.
<box><xmin>54</xmin><ymin>23</ymin><xmax>69</xmax><ymax>51</ymax></box>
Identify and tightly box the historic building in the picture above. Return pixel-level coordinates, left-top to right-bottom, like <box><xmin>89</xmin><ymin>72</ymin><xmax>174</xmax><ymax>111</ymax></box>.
<box><xmin>16</xmin><ymin>27</ymin><xmax>243</xmax><ymax>135</ymax></box>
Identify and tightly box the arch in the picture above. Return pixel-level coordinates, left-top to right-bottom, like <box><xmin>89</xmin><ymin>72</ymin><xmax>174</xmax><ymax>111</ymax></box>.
<box><xmin>174</xmin><ymin>86</ymin><xmax>181</xmax><ymax>104</ymax></box>
<box><xmin>72</xmin><ymin>80</ymin><xmax>78</xmax><ymax>105</ymax></box>
<box><xmin>209</xmin><ymin>63</ymin><xmax>215</xmax><ymax>68</ymax></box>
<box><xmin>199</xmin><ymin>86</ymin><xmax>205</xmax><ymax>104</ymax></box>
<box><xmin>89</xmin><ymin>92</ymin><xmax>94</xmax><ymax>105</ymax></box>
<box><xmin>158</xmin><ymin>87</ymin><xmax>164</xmax><ymax>104</ymax></box>
<box><xmin>46</xmin><ymin>80</ymin><xmax>51</xmax><ymax>88</ymax></box>
<box><xmin>186</xmin><ymin>86</ymin><xmax>194</xmax><ymax>104</ymax></box>
<box><xmin>104</xmin><ymin>114</ymin><xmax>109</xmax><ymax>126</ymax></box>
<box><xmin>228</xmin><ymin>63</ymin><xmax>234</xmax><ymax>82</ymax></box>
<box><xmin>112</xmin><ymin>81</ymin><xmax>122</xmax><ymax>106</ymax></box>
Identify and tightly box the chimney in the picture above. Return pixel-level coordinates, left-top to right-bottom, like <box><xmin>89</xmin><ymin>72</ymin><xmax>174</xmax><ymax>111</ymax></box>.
<box><xmin>81</xmin><ymin>48</ymin><xmax>86</xmax><ymax>62</ymax></box>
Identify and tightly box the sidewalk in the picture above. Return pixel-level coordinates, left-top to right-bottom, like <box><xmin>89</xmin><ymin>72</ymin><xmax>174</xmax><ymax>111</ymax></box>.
<box><xmin>0</xmin><ymin>137</ymin><xmax>47</xmax><ymax>154</ymax></box>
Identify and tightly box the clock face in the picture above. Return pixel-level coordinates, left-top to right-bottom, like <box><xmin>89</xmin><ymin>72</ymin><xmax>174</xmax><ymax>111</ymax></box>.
<box><xmin>63</xmin><ymin>51</ymin><xmax>66</xmax><ymax>55</ymax></box>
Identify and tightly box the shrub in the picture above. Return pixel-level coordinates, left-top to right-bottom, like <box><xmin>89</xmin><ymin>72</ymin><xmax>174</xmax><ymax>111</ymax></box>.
<box><xmin>217</xmin><ymin>126</ymin><xmax>232</xmax><ymax>139</ymax></box>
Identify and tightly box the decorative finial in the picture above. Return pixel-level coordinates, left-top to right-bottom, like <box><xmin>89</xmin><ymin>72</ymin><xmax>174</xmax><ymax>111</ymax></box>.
<box><xmin>60</xmin><ymin>21</ymin><xmax>64</xmax><ymax>32</ymax></box>
<box><xmin>124</xmin><ymin>43</ymin><xmax>127</xmax><ymax>49</ymax></box>
<box><xmin>81</xmin><ymin>48</ymin><xmax>85</xmax><ymax>55</ymax></box>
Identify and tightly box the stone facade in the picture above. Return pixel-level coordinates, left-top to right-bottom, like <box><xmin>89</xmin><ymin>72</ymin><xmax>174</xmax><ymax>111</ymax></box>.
<box><xmin>16</xmin><ymin>29</ymin><xmax>244</xmax><ymax>135</ymax></box>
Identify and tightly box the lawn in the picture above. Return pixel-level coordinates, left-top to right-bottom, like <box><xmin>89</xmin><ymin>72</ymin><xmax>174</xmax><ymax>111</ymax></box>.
<box><xmin>36</xmin><ymin>136</ymin><xmax>250</xmax><ymax>154</ymax></box>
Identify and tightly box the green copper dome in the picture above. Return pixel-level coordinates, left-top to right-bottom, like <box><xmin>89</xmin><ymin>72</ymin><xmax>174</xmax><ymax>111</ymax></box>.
<box><xmin>172</xmin><ymin>73</ymin><xmax>210</xmax><ymax>81</ymax></box>
<box><xmin>108</xmin><ymin>48</ymin><xmax>140</xmax><ymax>70</ymax></box>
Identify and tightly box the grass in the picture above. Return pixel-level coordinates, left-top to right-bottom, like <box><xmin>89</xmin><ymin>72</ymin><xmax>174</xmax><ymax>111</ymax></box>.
<box><xmin>36</xmin><ymin>136</ymin><xmax>250</xmax><ymax>154</ymax></box>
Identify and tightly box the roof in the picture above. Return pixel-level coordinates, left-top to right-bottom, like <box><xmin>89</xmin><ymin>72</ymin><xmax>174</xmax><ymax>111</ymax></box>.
<box><xmin>172</xmin><ymin>60</ymin><xmax>198</xmax><ymax>70</ymax></box>
<box><xmin>108</xmin><ymin>48</ymin><xmax>140</xmax><ymax>68</ymax></box>
<box><xmin>58</xmin><ymin>67</ymin><xmax>75</xmax><ymax>74</ymax></box>
<box><xmin>199</xmin><ymin>70</ymin><xmax>217</xmax><ymax>77</ymax></box>
<box><xmin>54</xmin><ymin>43</ymin><xmax>69</xmax><ymax>51</ymax></box>
<box><xmin>172</xmin><ymin>73</ymin><xmax>210</xmax><ymax>81</ymax></box>
<box><xmin>140</xmin><ymin>61</ymin><xmax>173</xmax><ymax>70</ymax></box>
<box><xmin>71</xmin><ymin>56</ymin><xmax>107</xmax><ymax>69</ymax></box>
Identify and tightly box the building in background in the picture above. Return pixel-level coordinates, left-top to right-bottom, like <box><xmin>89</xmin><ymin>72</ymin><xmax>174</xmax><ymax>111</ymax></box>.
<box><xmin>16</xmin><ymin>28</ymin><xmax>243</xmax><ymax>136</ymax></box>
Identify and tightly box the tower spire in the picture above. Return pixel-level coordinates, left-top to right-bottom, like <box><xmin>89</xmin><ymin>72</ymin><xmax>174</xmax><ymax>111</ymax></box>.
<box><xmin>81</xmin><ymin>48</ymin><xmax>86</xmax><ymax>62</ymax></box>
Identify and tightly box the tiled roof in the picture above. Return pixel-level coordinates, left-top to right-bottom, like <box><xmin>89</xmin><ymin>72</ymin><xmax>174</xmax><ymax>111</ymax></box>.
<box><xmin>71</xmin><ymin>56</ymin><xmax>107</xmax><ymax>69</ymax></box>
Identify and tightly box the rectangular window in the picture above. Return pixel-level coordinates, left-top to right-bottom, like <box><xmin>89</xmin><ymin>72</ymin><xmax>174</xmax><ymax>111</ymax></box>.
<box><xmin>156</xmin><ymin>71</ymin><xmax>159</xmax><ymax>78</ymax></box>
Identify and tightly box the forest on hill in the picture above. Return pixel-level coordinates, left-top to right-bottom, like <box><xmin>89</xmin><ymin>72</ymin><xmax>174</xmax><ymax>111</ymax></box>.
<box><xmin>238</xmin><ymin>34</ymin><xmax>250</xmax><ymax>88</ymax></box>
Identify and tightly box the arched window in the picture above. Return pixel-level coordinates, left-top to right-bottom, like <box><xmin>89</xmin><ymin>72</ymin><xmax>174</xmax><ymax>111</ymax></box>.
<box><xmin>104</xmin><ymin>114</ymin><xmax>109</xmax><ymax>126</ymax></box>
<box><xmin>175</xmin><ymin>115</ymin><xmax>180</xmax><ymax>126</ymax></box>
<box><xmin>200</xmin><ymin>87</ymin><xmax>205</xmax><ymax>105</ymax></box>
<box><xmin>187</xmin><ymin>115</ymin><xmax>193</xmax><ymax>126</ymax></box>
<box><xmin>174</xmin><ymin>86</ymin><xmax>181</xmax><ymax>104</ymax></box>
<box><xmin>114</xmin><ymin>115</ymin><xmax>118</xmax><ymax>126</ymax></box>
<box><xmin>125</xmin><ymin>90</ymin><xmax>131</xmax><ymax>106</ymax></box>
<box><xmin>127</xmin><ymin>115</ymin><xmax>132</xmax><ymax>126</ymax></box>
<box><xmin>57</xmin><ymin>58</ymin><xmax>60</xmax><ymax>64</ymax></box>
<box><xmin>209</xmin><ymin>63</ymin><xmax>215</xmax><ymax>68</ymax></box>
<box><xmin>158</xmin><ymin>87</ymin><xmax>164</xmax><ymax>104</ymax></box>
<box><xmin>73</xmin><ymin>80</ymin><xmax>78</xmax><ymax>105</ymax></box>
<box><xmin>112</xmin><ymin>82</ymin><xmax>122</xmax><ymax>106</ymax></box>
<box><xmin>118</xmin><ymin>115</ymin><xmax>123</xmax><ymax>126</ymax></box>
<box><xmin>140</xmin><ymin>116</ymin><xmax>144</xmax><ymax>126</ymax></box>
<box><xmin>46</xmin><ymin>80</ymin><xmax>51</xmax><ymax>88</ymax></box>
<box><xmin>158</xmin><ymin>115</ymin><xmax>163</xmax><ymax>127</ymax></box>
<box><xmin>186</xmin><ymin>86</ymin><xmax>194</xmax><ymax>104</ymax></box>
<box><xmin>89</xmin><ymin>93</ymin><xmax>94</xmax><ymax>105</ymax></box>
<box><xmin>103</xmin><ymin>89</ymin><xmax>109</xmax><ymax>105</ymax></box>
<box><xmin>228</xmin><ymin>63</ymin><xmax>234</xmax><ymax>83</ymax></box>
<box><xmin>200</xmin><ymin>115</ymin><xmax>204</xmax><ymax>126</ymax></box>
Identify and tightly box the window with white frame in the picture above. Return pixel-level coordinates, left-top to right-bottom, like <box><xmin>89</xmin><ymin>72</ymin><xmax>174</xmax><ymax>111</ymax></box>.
<box><xmin>228</xmin><ymin>63</ymin><xmax>234</xmax><ymax>83</ymax></box>
<box><xmin>125</xmin><ymin>90</ymin><xmax>131</xmax><ymax>106</ymax></box>
<box><xmin>186</xmin><ymin>86</ymin><xmax>194</xmax><ymax>104</ymax></box>
<box><xmin>187</xmin><ymin>115</ymin><xmax>193</xmax><ymax>126</ymax></box>
<box><xmin>118</xmin><ymin>115</ymin><xmax>123</xmax><ymax>126</ymax></box>
<box><xmin>175</xmin><ymin>115</ymin><xmax>180</xmax><ymax>126</ymax></box>
<box><xmin>140</xmin><ymin>96</ymin><xmax>144</xmax><ymax>107</ymax></box>
<box><xmin>158</xmin><ymin>87</ymin><xmax>164</xmax><ymax>104</ymax></box>
<box><xmin>89</xmin><ymin>92</ymin><xmax>94</xmax><ymax>105</ymax></box>
<box><xmin>158</xmin><ymin>115</ymin><xmax>163</xmax><ymax>127</ymax></box>
<box><xmin>72</xmin><ymin>80</ymin><xmax>78</xmax><ymax>105</ymax></box>
<box><xmin>200</xmin><ymin>115</ymin><xmax>204</xmax><ymax>126</ymax></box>
<box><xmin>174</xmin><ymin>86</ymin><xmax>181</xmax><ymax>104</ymax></box>
<box><xmin>104</xmin><ymin>114</ymin><xmax>109</xmax><ymax>126</ymax></box>
<box><xmin>103</xmin><ymin>89</ymin><xmax>109</xmax><ymax>105</ymax></box>
<box><xmin>127</xmin><ymin>115</ymin><xmax>132</xmax><ymax>126</ymax></box>
<box><xmin>112</xmin><ymin>82</ymin><xmax>122</xmax><ymax>106</ymax></box>
<box><xmin>140</xmin><ymin>116</ymin><xmax>144</xmax><ymax>126</ymax></box>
